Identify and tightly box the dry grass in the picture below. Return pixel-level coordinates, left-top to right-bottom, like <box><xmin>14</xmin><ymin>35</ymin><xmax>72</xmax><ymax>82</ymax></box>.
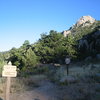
<box><xmin>0</xmin><ymin>62</ymin><xmax>99</xmax><ymax>100</ymax></box>
<box><xmin>0</xmin><ymin>74</ymin><xmax>47</xmax><ymax>94</ymax></box>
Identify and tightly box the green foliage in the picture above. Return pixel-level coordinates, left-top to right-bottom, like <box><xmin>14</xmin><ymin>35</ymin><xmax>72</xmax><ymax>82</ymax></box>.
<box><xmin>71</xmin><ymin>21</ymin><xmax>100</xmax><ymax>60</ymax></box>
<box><xmin>22</xmin><ymin>40</ymin><xmax>30</xmax><ymax>47</ymax></box>
<box><xmin>73</xmin><ymin>21</ymin><xmax>100</xmax><ymax>40</ymax></box>
<box><xmin>0</xmin><ymin>61</ymin><xmax>5</xmax><ymax>76</ymax></box>
<box><xmin>8</xmin><ymin>41</ymin><xmax>38</xmax><ymax>73</ymax></box>
<box><xmin>33</xmin><ymin>30</ymin><xmax>77</xmax><ymax>63</ymax></box>
<box><xmin>23</xmin><ymin>48</ymin><xmax>38</xmax><ymax>69</ymax></box>
<box><xmin>0</xmin><ymin>52</ymin><xmax>7</xmax><ymax>75</ymax></box>
<box><xmin>0</xmin><ymin>20</ymin><xmax>99</xmax><ymax>76</ymax></box>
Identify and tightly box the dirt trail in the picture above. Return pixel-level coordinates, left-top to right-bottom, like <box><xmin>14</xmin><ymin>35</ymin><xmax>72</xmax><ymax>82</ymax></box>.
<box><xmin>1</xmin><ymin>80</ymin><xmax>100</xmax><ymax>100</ymax></box>
<box><xmin>11</xmin><ymin>90</ymin><xmax>49</xmax><ymax>100</ymax></box>
<box><xmin>1</xmin><ymin>80</ymin><xmax>61</xmax><ymax>100</ymax></box>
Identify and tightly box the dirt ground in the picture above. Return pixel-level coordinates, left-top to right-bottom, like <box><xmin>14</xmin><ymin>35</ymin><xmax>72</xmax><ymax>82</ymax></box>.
<box><xmin>0</xmin><ymin>79</ymin><xmax>100</xmax><ymax>100</ymax></box>
<box><xmin>0</xmin><ymin>63</ymin><xmax>100</xmax><ymax>100</ymax></box>
<box><xmin>0</xmin><ymin>80</ymin><xmax>62</xmax><ymax>100</ymax></box>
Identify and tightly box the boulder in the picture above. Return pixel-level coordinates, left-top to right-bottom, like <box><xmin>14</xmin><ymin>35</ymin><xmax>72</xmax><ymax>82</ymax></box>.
<box><xmin>60</xmin><ymin>76</ymin><xmax>77</xmax><ymax>84</ymax></box>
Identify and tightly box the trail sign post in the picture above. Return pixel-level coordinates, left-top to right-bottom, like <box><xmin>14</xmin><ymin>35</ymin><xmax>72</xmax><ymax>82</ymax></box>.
<box><xmin>2</xmin><ymin>61</ymin><xmax>17</xmax><ymax>100</ymax></box>
<box><xmin>65</xmin><ymin>57</ymin><xmax>71</xmax><ymax>75</ymax></box>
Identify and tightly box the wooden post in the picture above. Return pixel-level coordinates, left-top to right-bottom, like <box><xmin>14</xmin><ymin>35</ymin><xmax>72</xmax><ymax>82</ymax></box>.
<box><xmin>66</xmin><ymin>64</ymin><xmax>69</xmax><ymax>75</ymax></box>
<box><xmin>2</xmin><ymin>61</ymin><xmax>17</xmax><ymax>100</ymax></box>
<box><xmin>5</xmin><ymin>77</ymin><xmax>11</xmax><ymax>100</ymax></box>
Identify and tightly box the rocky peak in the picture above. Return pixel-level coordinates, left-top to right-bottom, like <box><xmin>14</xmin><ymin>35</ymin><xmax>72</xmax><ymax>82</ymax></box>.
<box><xmin>75</xmin><ymin>15</ymin><xmax>96</xmax><ymax>27</ymax></box>
<box><xmin>62</xmin><ymin>15</ymin><xmax>96</xmax><ymax>37</ymax></box>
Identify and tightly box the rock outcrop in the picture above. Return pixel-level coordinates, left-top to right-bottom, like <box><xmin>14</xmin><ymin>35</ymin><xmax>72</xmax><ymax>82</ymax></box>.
<box><xmin>75</xmin><ymin>15</ymin><xmax>95</xmax><ymax>27</ymax></box>
<box><xmin>62</xmin><ymin>15</ymin><xmax>96</xmax><ymax>37</ymax></box>
<box><xmin>62</xmin><ymin>15</ymin><xmax>100</xmax><ymax>59</ymax></box>
<box><xmin>78</xmin><ymin>29</ymin><xmax>100</xmax><ymax>59</ymax></box>
<box><xmin>63</xmin><ymin>30</ymin><xmax>71</xmax><ymax>37</ymax></box>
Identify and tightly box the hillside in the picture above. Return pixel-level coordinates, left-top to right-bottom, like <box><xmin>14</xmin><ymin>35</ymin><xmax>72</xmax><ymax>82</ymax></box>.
<box><xmin>63</xmin><ymin>15</ymin><xmax>96</xmax><ymax>37</ymax></box>
<box><xmin>63</xmin><ymin>16</ymin><xmax>100</xmax><ymax>60</ymax></box>
<box><xmin>0</xmin><ymin>15</ymin><xmax>100</xmax><ymax>70</ymax></box>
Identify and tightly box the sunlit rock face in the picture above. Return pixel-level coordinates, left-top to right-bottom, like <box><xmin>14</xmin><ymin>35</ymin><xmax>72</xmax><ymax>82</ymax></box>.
<box><xmin>63</xmin><ymin>30</ymin><xmax>71</xmax><ymax>37</ymax></box>
<box><xmin>62</xmin><ymin>16</ymin><xmax>96</xmax><ymax>37</ymax></box>
<box><xmin>75</xmin><ymin>15</ymin><xmax>96</xmax><ymax>27</ymax></box>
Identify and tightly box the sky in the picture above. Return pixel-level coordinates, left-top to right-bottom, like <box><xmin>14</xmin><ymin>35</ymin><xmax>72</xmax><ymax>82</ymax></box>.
<box><xmin>0</xmin><ymin>0</ymin><xmax>100</xmax><ymax>51</ymax></box>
